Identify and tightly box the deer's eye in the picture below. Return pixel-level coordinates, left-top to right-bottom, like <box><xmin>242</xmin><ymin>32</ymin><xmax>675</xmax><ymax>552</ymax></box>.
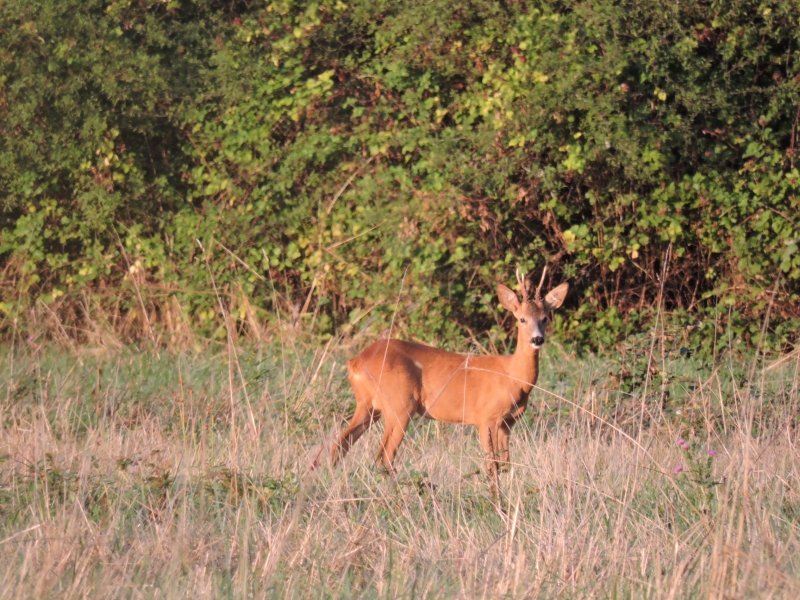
<box><xmin>519</xmin><ymin>318</ymin><xmax>527</xmax><ymax>324</ymax></box>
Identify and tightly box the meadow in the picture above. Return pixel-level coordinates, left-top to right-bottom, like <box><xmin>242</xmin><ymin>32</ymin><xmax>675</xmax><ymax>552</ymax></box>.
<box><xmin>4</xmin><ymin>1</ymin><xmax>800</xmax><ymax>597</ymax></box>
<box><xmin>2</xmin><ymin>322</ymin><xmax>800</xmax><ymax>599</ymax></box>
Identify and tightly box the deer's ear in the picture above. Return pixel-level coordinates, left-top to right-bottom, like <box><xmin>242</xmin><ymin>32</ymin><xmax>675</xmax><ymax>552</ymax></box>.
<box><xmin>543</xmin><ymin>282</ymin><xmax>569</xmax><ymax>312</ymax></box>
<box><xmin>497</xmin><ymin>284</ymin><xmax>521</xmax><ymax>313</ymax></box>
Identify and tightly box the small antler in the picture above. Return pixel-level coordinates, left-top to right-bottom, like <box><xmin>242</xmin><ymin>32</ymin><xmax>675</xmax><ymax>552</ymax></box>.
<box><xmin>515</xmin><ymin>266</ymin><xmax>529</xmax><ymax>302</ymax></box>
<box><xmin>535</xmin><ymin>266</ymin><xmax>547</xmax><ymax>301</ymax></box>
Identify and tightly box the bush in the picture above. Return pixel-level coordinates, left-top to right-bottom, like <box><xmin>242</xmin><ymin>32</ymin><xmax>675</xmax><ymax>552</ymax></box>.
<box><xmin>2</xmin><ymin>0</ymin><xmax>800</xmax><ymax>352</ymax></box>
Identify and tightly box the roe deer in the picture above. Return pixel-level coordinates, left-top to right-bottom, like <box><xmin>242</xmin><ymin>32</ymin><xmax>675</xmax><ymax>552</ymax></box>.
<box><xmin>331</xmin><ymin>268</ymin><xmax>569</xmax><ymax>497</ymax></box>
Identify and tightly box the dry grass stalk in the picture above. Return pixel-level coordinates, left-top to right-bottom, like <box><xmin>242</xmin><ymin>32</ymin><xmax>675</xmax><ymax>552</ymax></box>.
<box><xmin>1</xmin><ymin>333</ymin><xmax>799</xmax><ymax>598</ymax></box>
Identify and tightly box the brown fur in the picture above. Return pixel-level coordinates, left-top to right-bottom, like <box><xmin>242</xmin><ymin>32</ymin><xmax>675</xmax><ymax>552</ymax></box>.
<box><xmin>331</xmin><ymin>276</ymin><xmax>569</xmax><ymax>495</ymax></box>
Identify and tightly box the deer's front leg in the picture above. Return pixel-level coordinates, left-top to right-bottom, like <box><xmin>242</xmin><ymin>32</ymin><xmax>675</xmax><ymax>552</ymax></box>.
<box><xmin>479</xmin><ymin>424</ymin><xmax>501</xmax><ymax>502</ymax></box>
<box><xmin>496</xmin><ymin>422</ymin><xmax>512</xmax><ymax>471</ymax></box>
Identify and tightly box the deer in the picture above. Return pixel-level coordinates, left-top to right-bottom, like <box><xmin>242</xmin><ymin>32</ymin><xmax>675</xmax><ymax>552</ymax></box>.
<box><xmin>330</xmin><ymin>267</ymin><xmax>569</xmax><ymax>499</ymax></box>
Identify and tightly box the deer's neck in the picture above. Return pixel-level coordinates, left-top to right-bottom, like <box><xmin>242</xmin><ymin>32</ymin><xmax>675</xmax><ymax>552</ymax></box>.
<box><xmin>510</xmin><ymin>338</ymin><xmax>539</xmax><ymax>394</ymax></box>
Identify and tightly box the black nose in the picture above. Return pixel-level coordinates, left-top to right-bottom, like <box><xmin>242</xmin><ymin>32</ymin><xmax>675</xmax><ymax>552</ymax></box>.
<box><xmin>531</xmin><ymin>336</ymin><xmax>544</xmax><ymax>346</ymax></box>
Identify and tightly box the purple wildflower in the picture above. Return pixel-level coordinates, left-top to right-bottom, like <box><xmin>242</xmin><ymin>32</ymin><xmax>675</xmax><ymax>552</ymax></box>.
<box><xmin>674</xmin><ymin>465</ymin><xmax>684</xmax><ymax>474</ymax></box>
<box><xmin>682</xmin><ymin>442</ymin><xmax>690</xmax><ymax>450</ymax></box>
<box><xmin>677</xmin><ymin>438</ymin><xmax>685</xmax><ymax>446</ymax></box>
<box><xmin>708</xmin><ymin>449</ymin><xmax>717</xmax><ymax>457</ymax></box>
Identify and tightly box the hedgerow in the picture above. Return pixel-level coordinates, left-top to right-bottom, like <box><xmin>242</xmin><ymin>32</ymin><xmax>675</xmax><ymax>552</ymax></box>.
<box><xmin>2</xmin><ymin>0</ymin><xmax>800</xmax><ymax>352</ymax></box>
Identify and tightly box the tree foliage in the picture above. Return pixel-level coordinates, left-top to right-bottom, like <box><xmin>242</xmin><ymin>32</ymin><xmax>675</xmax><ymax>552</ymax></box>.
<box><xmin>2</xmin><ymin>0</ymin><xmax>800</xmax><ymax>351</ymax></box>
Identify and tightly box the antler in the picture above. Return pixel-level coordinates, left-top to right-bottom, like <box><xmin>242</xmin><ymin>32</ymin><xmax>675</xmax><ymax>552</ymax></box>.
<box><xmin>535</xmin><ymin>266</ymin><xmax>547</xmax><ymax>301</ymax></box>
<box><xmin>515</xmin><ymin>266</ymin><xmax>529</xmax><ymax>302</ymax></box>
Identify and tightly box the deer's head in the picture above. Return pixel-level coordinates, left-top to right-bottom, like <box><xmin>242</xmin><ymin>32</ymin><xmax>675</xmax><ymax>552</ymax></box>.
<box><xmin>497</xmin><ymin>267</ymin><xmax>569</xmax><ymax>350</ymax></box>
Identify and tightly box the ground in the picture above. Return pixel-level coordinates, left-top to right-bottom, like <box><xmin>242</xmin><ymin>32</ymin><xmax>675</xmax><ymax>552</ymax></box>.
<box><xmin>1</xmin><ymin>334</ymin><xmax>799</xmax><ymax>598</ymax></box>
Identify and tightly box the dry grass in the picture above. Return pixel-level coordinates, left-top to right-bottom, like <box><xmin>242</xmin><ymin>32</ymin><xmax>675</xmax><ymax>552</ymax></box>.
<box><xmin>2</xmin><ymin>331</ymin><xmax>800</xmax><ymax>599</ymax></box>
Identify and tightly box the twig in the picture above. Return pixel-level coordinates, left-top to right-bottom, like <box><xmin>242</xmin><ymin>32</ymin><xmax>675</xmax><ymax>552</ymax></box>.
<box><xmin>790</xmin><ymin>103</ymin><xmax>800</xmax><ymax>171</ymax></box>
<box><xmin>0</xmin><ymin>524</ymin><xmax>41</xmax><ymax>546</ymax></box>
<box><xmin>218</xmin><ymin>241</ymin><xmax>267</xmax><ymax>282</ymax></box>
<box><xmin>377</xmin><ymin>265</ymin><xmax>410</xmax><ymax>387</ymax></box>
<box><xmin>114</xmin><ymin>230</ymin><xmax>158</xmax><ymax>353</ymax></box>
<box><xmin>198</xmin><ymin>238</ymin><xmax>258</xmax><ymax>443</ymax></box>
<box><xmin>638</xmin><ymin>242</ymin><xmax>671</xmax><ymax>446</ymax></box>
<box><xmin>326</xmin><ymin>154</ymin><xmax>377</xmax><ymax>215</ymax></box>
<box><xmin>325</xmin><ymin>221</ymin><xmax>385</xmax><ymax>251</ymax></box>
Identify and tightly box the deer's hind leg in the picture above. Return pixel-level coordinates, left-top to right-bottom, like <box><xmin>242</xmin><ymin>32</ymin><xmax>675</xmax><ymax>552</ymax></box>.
<box><xmin>375</xmin><ymin>406</ymin><xmax>412</xmax><ymax>473</ymax></box>
<box><xmin>332</xmin><ymin>404</ymin><xmax>377</xmax><ymax>465</ymax></box>
<box><xmin>332</xmin><ymin>361</ymin><xmax>379</xmax><ymax>466</ymax></box>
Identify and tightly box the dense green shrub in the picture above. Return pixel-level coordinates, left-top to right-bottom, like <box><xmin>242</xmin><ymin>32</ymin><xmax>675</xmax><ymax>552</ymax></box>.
<box><xmin>2</xmin><ymin>0</ymin><xmax>800</xmax><ymax>352</ymax></box>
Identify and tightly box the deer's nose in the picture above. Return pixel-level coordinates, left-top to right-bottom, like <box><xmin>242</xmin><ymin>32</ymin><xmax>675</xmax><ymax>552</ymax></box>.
<box><xmin>531</xmin><ymin>336</ymin><xmax>544</xmax><ymax>346</ymax></box>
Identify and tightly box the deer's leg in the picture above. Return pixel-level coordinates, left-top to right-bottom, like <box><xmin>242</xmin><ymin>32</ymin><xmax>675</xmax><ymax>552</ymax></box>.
<box><xmin>496</xmin><ymin>421</ymin><xmax>512</xmax><ymax>470</ymax></box>
<box><xmin>479</xmin><ymin>423</ymin><xmax>501</xmax><ymax>502</ymax></box>
<box><xmin>331</xmin><ymin>405</ymin><xmax>376</xmax><ymax>465</ymax></box>
<box><xmin>375</xmin><ymin>410</ymin><xmax>411</xmax><ymax>473</ymax></box>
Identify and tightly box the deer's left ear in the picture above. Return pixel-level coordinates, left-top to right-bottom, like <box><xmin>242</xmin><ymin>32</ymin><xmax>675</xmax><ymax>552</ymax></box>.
<box><xmin>543</xmin><ymin>282</ymin><xmax>569</xmax><ymax>312</ymax></box>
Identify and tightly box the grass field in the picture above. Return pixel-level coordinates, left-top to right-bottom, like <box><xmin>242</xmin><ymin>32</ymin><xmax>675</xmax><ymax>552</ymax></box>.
<box><xmin>2</xmin><ymin>328</ymin><xmax>800</xmax><ymax>598</ymax></box>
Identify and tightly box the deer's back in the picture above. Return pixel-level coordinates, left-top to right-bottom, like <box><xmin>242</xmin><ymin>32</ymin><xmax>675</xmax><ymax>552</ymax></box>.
<box><xmin>350</xmin><ymin>339</ymin><xmax>518</xmax><ymax>424</ymax></box>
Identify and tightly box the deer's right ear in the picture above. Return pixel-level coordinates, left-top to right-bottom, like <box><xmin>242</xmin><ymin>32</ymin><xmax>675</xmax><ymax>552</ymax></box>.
<box><xmin>497</xmin><ymin>284</ymin><xmax>521</xmax><ymax>313</ymax></box>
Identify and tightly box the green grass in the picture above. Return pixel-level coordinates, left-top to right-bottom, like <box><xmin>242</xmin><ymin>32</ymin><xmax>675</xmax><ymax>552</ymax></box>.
<box><xmin>2</xmin><ymin>332</ymin><xmax>800</xmax><ymax>598</ymax></box>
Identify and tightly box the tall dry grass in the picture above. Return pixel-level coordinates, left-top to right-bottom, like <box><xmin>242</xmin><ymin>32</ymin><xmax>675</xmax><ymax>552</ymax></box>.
<box><xmin>2</xmin><ymin>320</ymin><xmax>800</xmax><ymax>598</ymax></box>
